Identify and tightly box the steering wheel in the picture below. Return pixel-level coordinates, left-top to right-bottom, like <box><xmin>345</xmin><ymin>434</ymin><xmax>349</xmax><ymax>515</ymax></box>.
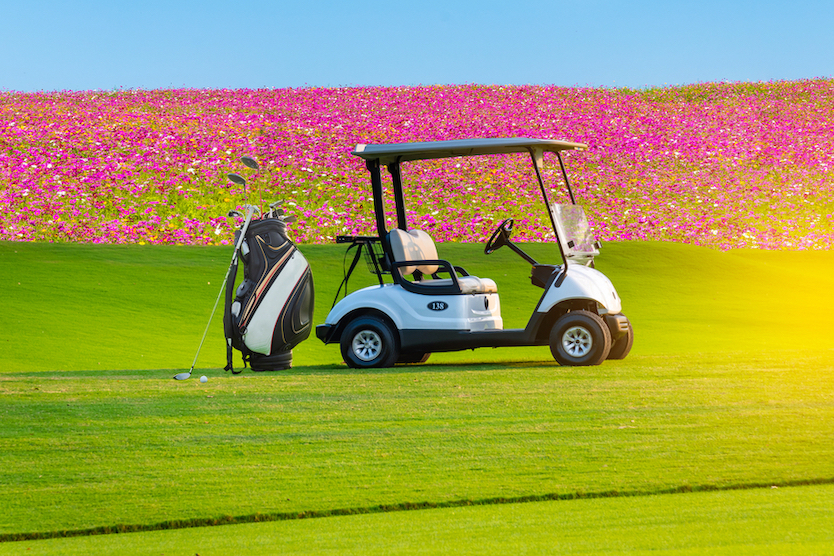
<box><xmin>484</xmin><ymin>218</ymin><xmax>514</xmax><ymax>255</ymax></box>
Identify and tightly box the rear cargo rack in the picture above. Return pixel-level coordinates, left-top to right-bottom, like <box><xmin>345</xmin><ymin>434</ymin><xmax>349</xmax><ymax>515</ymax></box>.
<box><xmin>333</xmin><ymin>236</ymin><xmax>388</xmax><ymax>307</ymax></box>
<box><xmin>336</xmin><ymin>235</ymin><xmax>387</xmax><ymax>276</ymax></box>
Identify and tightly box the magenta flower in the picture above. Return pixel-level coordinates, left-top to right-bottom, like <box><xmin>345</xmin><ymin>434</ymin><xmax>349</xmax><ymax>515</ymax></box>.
<box><xmin>0</xmin><ymin>81</ymin><xmax>831</xmax><ymax>249</ymax></box>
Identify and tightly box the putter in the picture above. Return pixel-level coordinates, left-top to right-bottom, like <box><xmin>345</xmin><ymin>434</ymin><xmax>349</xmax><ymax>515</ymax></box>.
<box><xmin>175</xmin><ymin>200</ymin><xmax>260</xmax><ymax>380</ymax></box>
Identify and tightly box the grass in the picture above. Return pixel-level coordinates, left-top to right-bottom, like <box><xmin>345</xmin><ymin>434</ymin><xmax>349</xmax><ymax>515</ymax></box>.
<box><xmin>0</xmin><ymin>240</ymin><xmax>833</xmax><ymax>552</ymax></box>
<box><xmin>2</xmin><ymin>240</ymin><xmax>832</xmax><ymax>372</ymax></box>
<box><xmin>2</xmin><ymin>352</ymin><xmax>833</xmax><ymax>537</ymax></box>
<box><xmin>5</xmin><ymin>485</ymin><xmax>833</xmax><ymax>555</ymax></box>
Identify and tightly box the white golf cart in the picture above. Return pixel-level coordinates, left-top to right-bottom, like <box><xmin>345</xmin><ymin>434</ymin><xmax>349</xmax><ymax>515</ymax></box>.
<box><xmin>316</xmin><ymin>138</ymin><xmax>632</xmax><ymax>368</ymax></box>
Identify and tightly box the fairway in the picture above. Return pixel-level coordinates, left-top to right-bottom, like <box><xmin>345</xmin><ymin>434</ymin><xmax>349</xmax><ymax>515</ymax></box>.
<box><xmin>1</xmin><ymin>240</ymin><xmax>832</xmax><ymax>553</ymax></box>
<box><xmin>4</xmin><ymin>485</ymin><xmax>833</xmax><ymax>555</ymax></box>
<box><xmin>2</xmin><ymin>240</ymin><xmax>831</xmax><ymax>371</ymax></box>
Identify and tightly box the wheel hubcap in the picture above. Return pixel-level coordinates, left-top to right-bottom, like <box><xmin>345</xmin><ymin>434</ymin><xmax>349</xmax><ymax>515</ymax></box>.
<box><xmin>352</xmin><ymin>330</ymin><xmax>382</xmax><ymax>361</ymax></box>
<box><xmin>562</xmin><ymin>326</ymin><xmax>592</xmax><ymax>357</ymax></box>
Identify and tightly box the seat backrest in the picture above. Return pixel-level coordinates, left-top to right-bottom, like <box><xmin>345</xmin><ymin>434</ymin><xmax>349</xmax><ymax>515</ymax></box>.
<box><xmin>388</xmin><ymin>229</ymin><xmax>439</xmax><ymax>276</ymax></box>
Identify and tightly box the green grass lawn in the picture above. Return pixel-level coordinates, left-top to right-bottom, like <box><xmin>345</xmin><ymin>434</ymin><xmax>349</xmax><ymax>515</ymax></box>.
<box><xmin>2</xmin><ymin>240</ymin><xmax>831</xmax><ymax>372</ymax></box>
<box><xmin>5</xmin><ymin>485</ymin><xmax>833</xmax><ymax>555</ymax></box>
<box><xmin>0</xmin><ymin>240</ymin><xmax>832</xmax><ymax>553</ymax></box>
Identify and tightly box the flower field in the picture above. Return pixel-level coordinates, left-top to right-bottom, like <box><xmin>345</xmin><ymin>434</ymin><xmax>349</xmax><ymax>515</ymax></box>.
<box><xmin>1</xmin><ymin>80</ymin><xmax>832</xmax><ymax>249</ymax></box>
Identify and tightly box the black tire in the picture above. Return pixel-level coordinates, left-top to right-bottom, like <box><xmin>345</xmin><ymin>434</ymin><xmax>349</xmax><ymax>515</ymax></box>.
<box><xmin>397</xmin><ymin>352</ymin><xmax>431</xmax><ymax>364</ymax></box>
<box><xmin>549</xmin><ymin>310</ymin><xmax>612</xmax><ymax>366</ymax></box>
<box><xmin>607</xmin><ymin>321</ymin><xmax>634</xmax><ymax>360</ymax></box>
<box><xmin>340</xmin><ymin>316</ymin><xmax>400</xmax><ymax>369</ymax></box>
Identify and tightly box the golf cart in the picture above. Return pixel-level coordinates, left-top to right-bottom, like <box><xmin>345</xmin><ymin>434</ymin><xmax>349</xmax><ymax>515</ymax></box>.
<box><xmin>316</xmin><ymin>138</ymin><xmax>632</xmax><ymax>368</ymax></box>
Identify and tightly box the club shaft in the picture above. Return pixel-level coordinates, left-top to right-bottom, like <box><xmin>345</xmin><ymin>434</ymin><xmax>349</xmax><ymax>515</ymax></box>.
<box><xmin>188</xmin><ymin>266</ymin><xmax>231</xmax><ymax>372</ymax></box>
<box><xmin>188</xmin><ymin>205</ymin><xmax>257</xmax><ymax>373</ymax></box>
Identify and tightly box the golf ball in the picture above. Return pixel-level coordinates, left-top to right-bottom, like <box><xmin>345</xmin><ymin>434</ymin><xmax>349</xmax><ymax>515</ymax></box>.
<box><xmin>200</xmin><ymin>375</ymin><xmax>208</xmax><ymax>383</ymax></box>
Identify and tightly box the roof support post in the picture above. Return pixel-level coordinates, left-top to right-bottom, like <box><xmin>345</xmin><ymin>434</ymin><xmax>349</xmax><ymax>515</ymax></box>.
<box><xmin>367</xmin><ymin>159</ymin><xmax>388</xmax><ymax>238</ymax></box>
<box><xmin>530</xmin><ymin>149</ymin><xmax>569</xmax><ymax>273</ymax></box>
<box><xmin>386</xmin><ymin>161</ymin><xmax>408</xmax><ymax>230</ymax></box>
<box><xmin>555</xmin><ymin>151</ymin><xmax>577</xmax><ymax>205</ymax></box>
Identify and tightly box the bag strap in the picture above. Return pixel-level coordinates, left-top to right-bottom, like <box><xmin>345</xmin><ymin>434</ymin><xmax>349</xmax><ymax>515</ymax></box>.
<box><xmin>223</xmin><ymin>256</ymin><xmax>239</xmax><ymax>373</ymax></box>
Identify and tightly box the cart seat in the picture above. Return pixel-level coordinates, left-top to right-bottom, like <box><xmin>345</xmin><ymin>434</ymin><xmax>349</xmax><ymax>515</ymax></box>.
<box><xmin>421</xmin><ymin>276</ymin><xmax>498</xmax><ymax>294</ymax></box>
<box><xmin>389</xmin><ymin>229</ymin><xmax>497</xmax><ymax>294</ymax></box>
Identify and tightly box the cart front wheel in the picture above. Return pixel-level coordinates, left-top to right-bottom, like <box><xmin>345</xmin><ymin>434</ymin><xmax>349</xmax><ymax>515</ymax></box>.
<box><xmin>341</xmin><ymin>316</ymin><xmax>400</xmax><ymax>368</ymax></box>
<box><xmin>549</xmin><ymin>310</ymin><xmax>611</xmax><ymax>366</ymax></box>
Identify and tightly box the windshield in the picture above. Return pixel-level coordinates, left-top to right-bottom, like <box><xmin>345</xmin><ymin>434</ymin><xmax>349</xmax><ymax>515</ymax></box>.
<box><xmin>550</xmin><ymin>204</ymin><xmax>599</xmax><ymax>262</ymax></box>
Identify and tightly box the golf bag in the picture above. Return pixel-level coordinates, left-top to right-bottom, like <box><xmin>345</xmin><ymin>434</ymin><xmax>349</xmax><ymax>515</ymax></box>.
<box><xmin>223</xmin><ymin>213</ymin><xmax>314</xmax><ymax>372</ymax></box>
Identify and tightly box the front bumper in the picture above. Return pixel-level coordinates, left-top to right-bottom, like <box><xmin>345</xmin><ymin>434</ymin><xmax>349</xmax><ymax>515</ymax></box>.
<box><xmin>604</xmin><ymin>313</ymin><xmax>630</xmax><ymax>340</ymax></box>
<box><xmin>316</xmin><ymin>323</ymin><xmax>335</xmax><ymax>344</ymax></box>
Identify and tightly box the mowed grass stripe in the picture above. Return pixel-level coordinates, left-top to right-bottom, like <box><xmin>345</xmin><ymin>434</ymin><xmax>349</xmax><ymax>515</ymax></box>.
<box><xmin>4</xmin><ymin>484</ymin><xmax>834</xmax><ymax>555</ymax></box>
<box><xmin>3</xmin><ymin>478</ymin><xmax>834</xmax><ymax>543</ymax></box>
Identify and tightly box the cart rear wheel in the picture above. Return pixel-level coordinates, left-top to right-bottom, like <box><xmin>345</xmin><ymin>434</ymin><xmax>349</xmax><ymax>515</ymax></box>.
<box><xmin>341</xmin><ymin>316</ymin><xmax>400</xmax><ymax>368</ymax></box>
<box><xmin>549</xmin><ymin>310</ymin><xmax>611</xmax><ymax>366</ymax></box>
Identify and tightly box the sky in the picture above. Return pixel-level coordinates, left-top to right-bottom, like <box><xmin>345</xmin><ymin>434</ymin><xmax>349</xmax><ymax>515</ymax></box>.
<box><xmin>1</xmin><ymin>0</ymin><xmax>833</xmax><ymax>92</ymax></box>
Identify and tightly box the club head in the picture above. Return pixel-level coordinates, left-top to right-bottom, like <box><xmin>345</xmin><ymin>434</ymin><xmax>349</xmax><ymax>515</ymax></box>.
<box><xmin>282</xmin><ymin>215</ymin><xmax>297</xmax><ymax>223</ymax></box>
<box><xmin>228</xmin><ymin>173</ymin><xmax>246</xmax><ymax>186</ymax></box>
<box><xmin>173</xmin><ymin>372</ymin><xmax>191</xmax><ymax>380</ymax></box>
<box><xmin>227</xmin><ymin>209</ymin><xmax>243</xmax><ymax>218</ymax></box>
<box><xmin>241</xmin><ymin>156</ymin><xmax>259</xmax><ymax>170</ymax></box>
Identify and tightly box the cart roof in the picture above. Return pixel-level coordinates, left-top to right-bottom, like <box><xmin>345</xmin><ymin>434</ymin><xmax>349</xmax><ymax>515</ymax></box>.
<box><xmin>351</xmin><ymin>137</ymin><xmax>587</xmax><ymax>165</ymax></box>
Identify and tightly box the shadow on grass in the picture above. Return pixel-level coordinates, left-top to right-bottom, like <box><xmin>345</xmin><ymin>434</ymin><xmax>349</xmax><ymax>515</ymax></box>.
<box><xmin>3</xmin><ymin>359</ymin><xmax>577</xmax><ymax>380</ymax></box>
<box><xmin>7</xmin><ymin>349</ymin><xmax>831</xmax><ymax>380</ymax></box>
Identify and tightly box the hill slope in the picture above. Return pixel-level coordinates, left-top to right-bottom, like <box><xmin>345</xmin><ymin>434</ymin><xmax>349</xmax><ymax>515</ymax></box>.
<box><xmin>1</xmin><ymin>240</ymin><xmax>831</xmax><ymax>373</ymax></box>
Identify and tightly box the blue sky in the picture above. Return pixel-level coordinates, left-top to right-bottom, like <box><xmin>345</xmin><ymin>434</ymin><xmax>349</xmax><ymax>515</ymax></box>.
<box><xmin>2</xmin><ymin>0</ymin><xmax>833</xmax><ymax>92</ymax></box>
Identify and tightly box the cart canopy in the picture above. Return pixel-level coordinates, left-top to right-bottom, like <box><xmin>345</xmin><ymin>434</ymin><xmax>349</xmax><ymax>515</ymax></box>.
<box><xmin>352</xmin><ymin>138</ymin><xmax>587</xmax><ymax>165</ymax></box>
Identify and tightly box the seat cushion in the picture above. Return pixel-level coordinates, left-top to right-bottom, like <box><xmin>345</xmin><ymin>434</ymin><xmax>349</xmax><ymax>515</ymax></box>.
<box><xmin>414</xmin><ymin>276</ymin><xmax>497</xmax><ymax>294</ymax></box>
<box><xmin>459</xmin><ymin>276</ymin><xmax>498</xmax><ymax>294</ymax></box>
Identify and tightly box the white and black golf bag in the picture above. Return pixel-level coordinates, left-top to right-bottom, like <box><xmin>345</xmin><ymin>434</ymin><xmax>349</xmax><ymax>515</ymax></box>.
<box><xmin>223</xmin><ymin>213</ymin><xmax>314</xmax><ymax>372</ymax></box>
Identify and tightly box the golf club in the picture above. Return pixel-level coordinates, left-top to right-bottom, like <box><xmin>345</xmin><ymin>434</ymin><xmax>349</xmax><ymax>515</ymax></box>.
<box><xmin>266</xmin><ymin>201</ymin><xmax>285</xmax><ymax>219</ymax></box>
<box><xmin>227</xmin><ymin>172</ymin><xmax>246</xmax><ymax>186</ymax></box>
<box><xmin>174</xmin><ymin>199</ymin><xmax>260</xmax><ymax>380</ymax></box>
<box><xmin>241</xmin><ymin>155</ymin><xmax>259</xmax><ymax>170</ymax></box>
